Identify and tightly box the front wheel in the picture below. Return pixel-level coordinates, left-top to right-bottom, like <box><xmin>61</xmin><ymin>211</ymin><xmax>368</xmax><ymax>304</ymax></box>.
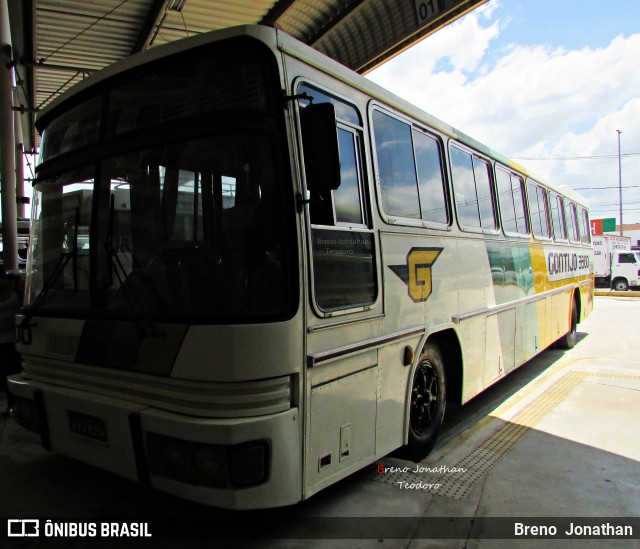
<box><xmin>398</xmin><ymin>342</ymin><xmax>446</xmax><ymax>462</ymax></box>
<box><xmin>613</xmin><ymin>278</ymin><xmax>629</xmax><ymax>292</ymax></box>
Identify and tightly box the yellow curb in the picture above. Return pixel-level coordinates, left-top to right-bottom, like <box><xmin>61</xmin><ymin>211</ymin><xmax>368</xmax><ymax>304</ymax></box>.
<box><xmin>595</xmin><ymin>290</ymin><xmax>640</xmax><ymax>297</ymax></box>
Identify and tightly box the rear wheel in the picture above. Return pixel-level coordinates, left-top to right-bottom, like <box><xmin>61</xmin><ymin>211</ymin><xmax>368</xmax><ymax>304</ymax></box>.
<box><xmin>398</xmin><ymin>342</ymin><xmax>446</xmax><ymax>462</ymax></box>
<box><xmin>556</xmin><ymin>298</ymin><xmax>578</xmax><ymax>349</ymax></box>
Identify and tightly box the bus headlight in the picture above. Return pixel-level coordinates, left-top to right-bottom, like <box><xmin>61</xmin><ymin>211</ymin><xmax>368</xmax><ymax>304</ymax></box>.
<box><xmin>193</xmin><ymin>444</ymin><xmax>224</xmax><ymax>482</ymax></box>
<box><xmin>15</xmin><ymin>396</ymin><xmax>41</xmax><ymax>434</ymax></box>
<box><xmin>159</xmin><ymin>436</ymin><xmax>186</xmax><ymax>474</ymax></box>
<box><xmin>146</xmin><ymin>433</ymin><xmax>268</xmax><ymax>489</ymax></box>
<box><xmin>229</xmin><ymin>441</ymin><xmax>269</xmax><ymax>487</ymax></box>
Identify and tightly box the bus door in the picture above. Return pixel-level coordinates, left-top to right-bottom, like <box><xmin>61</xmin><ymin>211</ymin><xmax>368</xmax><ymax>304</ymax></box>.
<box><xmin>295</xmin><ymin>82</ymin><xmax>385</xmax><ymax>496</ymax></box>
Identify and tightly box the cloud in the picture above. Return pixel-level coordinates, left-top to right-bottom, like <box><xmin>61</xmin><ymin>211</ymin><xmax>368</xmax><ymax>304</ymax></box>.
<box><xmin>541</xmin><ymin>99</ymin><xmax>640</xmax><ymax>220</ymax></box>
<box><xmin>369</xmin><ymin>8</ymin><xmax>500</xmax><ymax>79</ymax></box>
<box><xmin>366</xmin><ymin>9</ymin><xmax>640</xmax><ymax>222</ymax></box>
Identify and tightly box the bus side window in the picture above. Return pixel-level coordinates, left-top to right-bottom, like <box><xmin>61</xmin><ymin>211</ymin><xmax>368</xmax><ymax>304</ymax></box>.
<box><xmin>578</xmin><ymin>206</ymin><xmax>591</xmax><ymax>244</ymax></box>
<box><xmin>334</xmin><ymin>127</ymin><xmax>364</xmax><ymax>226</ymax></box>
<box><xmin>297</xmin><ymin>83</ymin><xmax>363</xmax><ymax>228</ymax></box>
<box><xmin>450</xmin><ymin>146</ymin><xmax>480</xmax><ymax>228</ymax></box>
<box><xmin>527</xmin><ymin>181</ymin><xmax>551</xmax><ymax>239</ymax></box>
<box><xmin>449</xmin><ymin>147</ymin><xmax>496</xmax><ymax>231</ymax></box>
<box><xmin>300</xmin><ymin>83</ymin><xmax>376</xmax><ymax>313</ymax></box>
<box><xmin>497</xmin><ymin>168</ymin><xmax>528</xmax><ymax>235</ymax></box>
<box><xmin>549</xmin><ymin>192</ymin><xmax>567</xmax><ymax>240</ymax></box>
<box><xmin>511</xmin><ymin>175</ymin><xmax>529</xmax><ymax>234</ymax></box>
<box><xmin>372</xmin><ymin>110</ymin><xmax>421</xmax><ymax>220</ymax></box>
<box><xmin>565</xmin><ymin>200</ymin><xmax>580</xmax><ymax>243</ymax></box>
<box><xmin>413</xmin><ymin>129</ymin><xmax>448</xmax><ymax>225</ymax></box>
<box><xmin>473</xmin><ymin>157</ymin><xmax>497</xmax><ymax>230</ymax></box>
<box><xmin>496</xmin><ymin>169</ymin><xmax>515</xmax><ymax>232</ymax></box>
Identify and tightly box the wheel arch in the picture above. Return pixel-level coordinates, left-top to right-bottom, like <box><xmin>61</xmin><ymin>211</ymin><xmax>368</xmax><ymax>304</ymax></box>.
<box><xmin>420</xmin><ymin>328</ymin><xmax>463</xmax><ymax>406</ymax></box>
<box><xmin>573</xmin><ymin>286</ymin><xmax>582</xmax><ymax>322</ymax></box>
<box><xmin>397</xmin><ymin>328</ymin><xmax>459</xmax><ymax>461</ymax></box>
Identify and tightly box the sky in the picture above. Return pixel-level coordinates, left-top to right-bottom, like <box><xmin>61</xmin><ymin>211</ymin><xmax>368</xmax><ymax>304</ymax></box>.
<box><xmin>366</xmin><ymin>0</ymin><xmax>640</xmax><ymax>226</ymax></box>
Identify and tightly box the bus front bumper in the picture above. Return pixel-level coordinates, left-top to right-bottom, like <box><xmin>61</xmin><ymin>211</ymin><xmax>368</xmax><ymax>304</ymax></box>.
<box><xmin>7</xmin><ymin>374</ymin><xmax>302</xmax><ymax>510</ymax></box>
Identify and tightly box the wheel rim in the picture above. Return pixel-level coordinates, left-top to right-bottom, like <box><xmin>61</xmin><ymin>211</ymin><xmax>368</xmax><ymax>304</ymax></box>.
<box><xmin>410</xmin><ymin>361</ymin><xmax>440</xmax><ymax>435</ymax></box>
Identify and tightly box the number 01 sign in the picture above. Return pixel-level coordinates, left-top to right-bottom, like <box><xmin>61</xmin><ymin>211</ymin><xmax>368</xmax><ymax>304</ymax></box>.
<box><xmin>415</xmin><ymin>0</ymin><xmax>440</xmax><ymax>24</ymax></box>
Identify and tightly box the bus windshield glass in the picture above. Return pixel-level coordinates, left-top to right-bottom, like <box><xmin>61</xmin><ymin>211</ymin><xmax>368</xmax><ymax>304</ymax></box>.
<box><xmin>28</xmin><ymin>40</ymin><xmax>294</xmax><ymax>323</ymax></box>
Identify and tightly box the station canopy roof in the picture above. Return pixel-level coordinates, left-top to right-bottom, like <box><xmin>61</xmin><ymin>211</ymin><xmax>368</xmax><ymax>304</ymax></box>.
<box><xmin>7</xmin><ymin>0</ymin><xmax>487</xmax><ymax>152</ymax></box>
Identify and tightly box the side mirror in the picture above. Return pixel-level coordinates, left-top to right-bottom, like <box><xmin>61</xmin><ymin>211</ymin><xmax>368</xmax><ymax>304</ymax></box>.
<box><xmin>300</xmin><ymin>103</ymin><xmax>341</xmax><ymax>192</ymax></box>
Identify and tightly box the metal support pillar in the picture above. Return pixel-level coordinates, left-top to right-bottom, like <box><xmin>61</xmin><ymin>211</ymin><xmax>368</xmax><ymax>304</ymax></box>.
<box><xmin>0</xmin><ymin>0</ymin><xmax>18</xmax><ymax>271</ymax></box>
<box><xmin>617</xmin><ymin>130</ymin><xmax>623</xmax><ymax>237</ymax></box>
<box><xmin>14</xmin><ymin>102</ymin><xmax>24</xmax><ymax>218</ymax></box>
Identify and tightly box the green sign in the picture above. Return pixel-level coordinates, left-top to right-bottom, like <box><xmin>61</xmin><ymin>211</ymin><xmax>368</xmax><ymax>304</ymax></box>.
<box><xmin>602</xmin><ymin>218</ymin><xmax>617</xmax><ymax>232</ymax></box>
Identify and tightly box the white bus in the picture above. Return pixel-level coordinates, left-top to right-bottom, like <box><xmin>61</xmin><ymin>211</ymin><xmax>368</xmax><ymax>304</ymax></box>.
<box><xmin>9</xmin><ymin>25</ymin><xmax>593</xmax><ymax>509</ymax></box>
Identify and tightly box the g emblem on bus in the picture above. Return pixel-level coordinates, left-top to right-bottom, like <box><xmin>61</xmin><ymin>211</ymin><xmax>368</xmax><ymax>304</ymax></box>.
<box><xmin>389</xmin><ymin>247</ymin><xmax>443</xmax><ymax>303</ymax></box>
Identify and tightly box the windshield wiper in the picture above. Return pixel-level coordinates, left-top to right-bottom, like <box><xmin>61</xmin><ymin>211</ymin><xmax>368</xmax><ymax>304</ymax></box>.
<box><xmin>105</xmin><ymin>195</ymin><xmax>162</xmax><ymax>338</ymax></box>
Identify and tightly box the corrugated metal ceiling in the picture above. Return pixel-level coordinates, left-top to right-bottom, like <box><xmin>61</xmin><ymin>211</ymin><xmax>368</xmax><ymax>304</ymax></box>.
<box><xmin>8</xmin><ymin>0</ymin><xmax>487</xmax><ymax>152</ymax></box>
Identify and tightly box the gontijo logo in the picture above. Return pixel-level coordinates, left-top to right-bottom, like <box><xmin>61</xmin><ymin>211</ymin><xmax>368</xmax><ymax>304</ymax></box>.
<box><xmin>545</xmin><ymin>248</ymin><xmax>591</xmax><ymax>282</ymax></box>
<box><xmin>389</xmin><ymin>247</ymin><xmax>443</xmax><ymax>302</ymax></box>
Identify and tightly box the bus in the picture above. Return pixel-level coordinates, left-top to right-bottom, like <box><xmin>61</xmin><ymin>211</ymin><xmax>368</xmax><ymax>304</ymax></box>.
<box><xmin>8</xmin><ymin>25</ymin><xmax>593</xmax><ymax>510</ymax></box>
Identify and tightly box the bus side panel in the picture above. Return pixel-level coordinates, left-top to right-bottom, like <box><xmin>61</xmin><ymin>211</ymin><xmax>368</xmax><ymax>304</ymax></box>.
<box><xmin>530</xmin><ymin>242</ymin><xmax>593</xmax><ymax>349</ymax></box>
<box><xmin>515</xmin><ymin>301</ymin><xmax>541</xmax><ymax>366</ymax></box>
<box><xmin>484</xmin><ymin>310</ymin><xmax>506</xmax><ymax>383</ymax></box>
<box><xmin>580</xmin><ymin>279</ymin><xmax>594</xmax><ymax>320</ymax></box>
<box><xmin>378</xmin><ymin>228</ymin><xmax>496</xmax><ymax>404</ymax></box>
<box><xmin>305</xmin><ymin>355</ymin><xmax>377</xmax><ymax>497</ymax></box>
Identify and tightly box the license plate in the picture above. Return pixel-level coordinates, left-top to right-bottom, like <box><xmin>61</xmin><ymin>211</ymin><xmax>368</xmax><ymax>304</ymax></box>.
<box><xmin>68</xmin><ymin>410</ymin><xmax>108</xmax><ymax>445</ymax></box>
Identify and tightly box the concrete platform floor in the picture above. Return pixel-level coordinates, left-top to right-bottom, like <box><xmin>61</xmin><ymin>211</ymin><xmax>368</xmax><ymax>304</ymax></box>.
<box><xmin>1</xmin><ymin>295</ymin><xmax>639</xmax><ymax>548</ymax></box>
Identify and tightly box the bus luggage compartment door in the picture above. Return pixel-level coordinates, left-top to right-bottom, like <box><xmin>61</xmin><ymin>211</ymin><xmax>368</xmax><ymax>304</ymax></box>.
<box><xmin>305</xmin><ymin>352</ymin><xmax>377</xmax><ymax>496</ymax></box>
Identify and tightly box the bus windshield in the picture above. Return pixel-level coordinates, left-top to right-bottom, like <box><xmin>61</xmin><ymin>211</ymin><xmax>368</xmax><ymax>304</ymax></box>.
<box><xmin>27</xmin><ymin>40</ymin><xmax>294</xmax><ymax>323</ymax></box>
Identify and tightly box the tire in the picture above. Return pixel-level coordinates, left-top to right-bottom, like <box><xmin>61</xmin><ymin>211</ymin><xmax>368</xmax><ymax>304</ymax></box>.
<box><xmin>556</xmin><ymin>298</ymin><xmax>578</xmax><ymax>350</ymax></box>
<box><xmin>613</xmin><ymin>278</ymin><xmax>629</xmax><ymax>292</ymax></box>
<box><xmin>398</xmin><ymin>342</ymin><xmax>446</xmax><ymax>462</ymax></box>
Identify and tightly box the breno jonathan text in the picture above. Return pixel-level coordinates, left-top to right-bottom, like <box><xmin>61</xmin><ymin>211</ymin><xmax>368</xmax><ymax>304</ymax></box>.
<box><xmin>515</xmin><ymin>522</ymin><xmax>633</xmax><ymax>537</ymax></box>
